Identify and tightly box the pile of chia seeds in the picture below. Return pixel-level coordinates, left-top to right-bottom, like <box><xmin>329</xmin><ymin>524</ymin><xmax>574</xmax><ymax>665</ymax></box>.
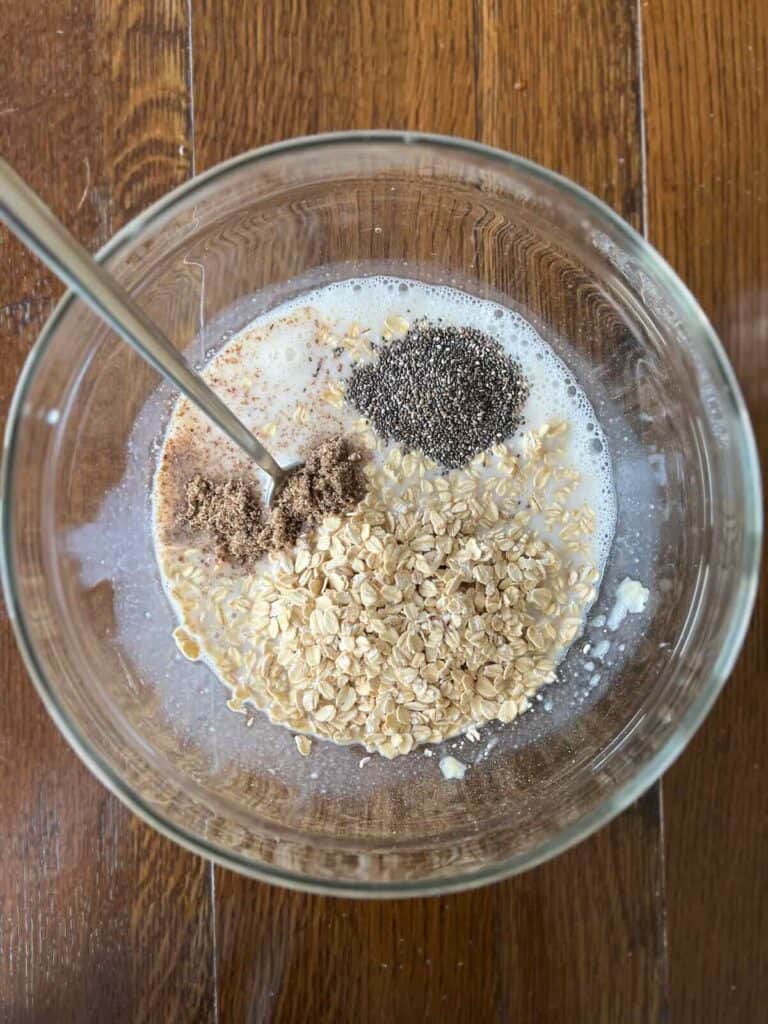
<box><xmin>347</xmin><ymin>320</ymin><xmax>530</xmax><ymax>468</ymax></box>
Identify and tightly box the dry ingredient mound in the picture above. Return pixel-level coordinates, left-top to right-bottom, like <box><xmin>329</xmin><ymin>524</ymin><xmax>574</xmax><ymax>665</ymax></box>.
<box><xmin>347</xmin><ymin>319</ymin><xmax>530</xmax><ymax>468</ymax></box>
<box><xmin>183</xmin><ymin>435</ymin><xmax>366</xmax><ymax>567</ymax></box>
<box><xmin>186</xmin><ymin>427</ymin><xmax>601</xmax><ymax>758</ymax></box>
<box><xmin>269</xmin><ymin>434</ymin><xmax>367</xmax><ymax>548</ymax></box>
<box><xmin>185</xmin><ymin>475</ymin><xmax>264</xmax><ymax>566</ymax></box>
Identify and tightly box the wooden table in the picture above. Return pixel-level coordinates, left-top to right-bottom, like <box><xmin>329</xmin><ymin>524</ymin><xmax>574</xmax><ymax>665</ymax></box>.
<box><xmin>1</xmin><ymin>1</ymin><xmax>765</xmax><ymax>1020</ymax></box>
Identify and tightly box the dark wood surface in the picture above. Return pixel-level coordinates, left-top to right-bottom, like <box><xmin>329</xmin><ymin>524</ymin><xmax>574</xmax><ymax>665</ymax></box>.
<box><xmin>645</xmin><ymin>2</ymin><xmax>768</xmax><ymax>1021</ymax></box>
<box><xmin>0</xmin><ymin>0</ymin><xmax>764</xmax><ymax>1020</ymax></box>
<box><xmin>0</xmin><ymin>4</ymin><xmax>214</xmax><ymax>1023</ymax></box>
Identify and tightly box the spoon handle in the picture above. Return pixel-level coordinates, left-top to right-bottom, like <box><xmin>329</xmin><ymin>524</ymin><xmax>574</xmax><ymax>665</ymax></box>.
<box><xmin>0</xmin><ymin>158</ymin><xmax>286</xmax><ymax>484</ymax></box>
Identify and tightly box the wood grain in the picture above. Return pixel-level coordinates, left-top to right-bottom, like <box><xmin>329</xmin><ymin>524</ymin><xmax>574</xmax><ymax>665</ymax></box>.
<box><xmin>194</xmin><ymin>2</ymin><xmax>665</xmax><ymax>1021</ymax></box>
<box><xmin>2</xmin><ymin>0</ymin><xmax>764</xmax><ymax>1018</ymax></box>
<box><xmin>0</xmin><ymin>2</ymin><xmax>214</xmax><ymax>1022</ymax></box>
<box><xmin>644</xmin><ymin>0</ymin><xmax>768</xmax><ymax>1020</ymax></box>
<box><xmin>477</xmin><ymin>0</ymin><xmax>644</xmax><ymax>222</ymax></box>
<box><xmin>214</xmin><ymin>790</ymin><xmax>664</xmax><ymax>1023</ymax></box>
<box><xmin>192</xmin><ymin>0</ymin><xmax>478</xmax><ymax>157</ymax></box>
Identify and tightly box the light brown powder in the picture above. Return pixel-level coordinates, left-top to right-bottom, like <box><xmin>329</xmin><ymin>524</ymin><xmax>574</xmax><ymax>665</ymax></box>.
<box><xmin>266</xmin><ymin>435</ymin><xmax>367</xmax><ymax>549</ymax></box>
<box><xmin>184</xmin><ymin>475</ymin><xmax>265</xmax><ymax>566</ymax></box>
<box><xmin>183</xmin><ymin>435</ymin><xmax>367</xmax><ymax>568</ymax></box>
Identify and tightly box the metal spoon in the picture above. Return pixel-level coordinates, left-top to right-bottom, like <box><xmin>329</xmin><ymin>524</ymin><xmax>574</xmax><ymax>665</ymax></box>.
<box><xmin>0</xmin><ymin>158</ymin><xmax>296</xmax><ymax>505</ymax></box>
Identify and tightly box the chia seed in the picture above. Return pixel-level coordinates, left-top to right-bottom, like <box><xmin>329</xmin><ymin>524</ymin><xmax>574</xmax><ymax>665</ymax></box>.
<box><xmin>347</xmin><ymin>320</ymin><xmax>530</xmax><ymax>468</ymax></box>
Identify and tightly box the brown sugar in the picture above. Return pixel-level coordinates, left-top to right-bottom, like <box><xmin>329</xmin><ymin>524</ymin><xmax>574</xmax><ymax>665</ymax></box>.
<box><xmin>183</xmin><ymin>435</ymin><xmax>367</xmax><ymax>568</ymax></box>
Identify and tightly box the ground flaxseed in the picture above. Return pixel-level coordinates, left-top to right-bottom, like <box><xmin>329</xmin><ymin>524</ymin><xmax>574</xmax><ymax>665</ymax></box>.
<box><xmin>267</xmin><ymin>434</ymin><xmax>367</xmax><ymax>549</ymax></box>
<box><xmin>185</xmin><ymin>475</ymin><xmax>264</xmax><ymax>567</ymax></box>
<box><xmin>183</xmin><ymin>434</ymin><xmax>366</xmax><ymax>567</ymax></box>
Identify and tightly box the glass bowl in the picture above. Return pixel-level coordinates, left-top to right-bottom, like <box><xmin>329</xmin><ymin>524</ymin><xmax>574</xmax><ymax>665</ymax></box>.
<box><xmin>2</xmin><ymin>132</ymin><xmax>761</xmax><ymax>896</ymax></box>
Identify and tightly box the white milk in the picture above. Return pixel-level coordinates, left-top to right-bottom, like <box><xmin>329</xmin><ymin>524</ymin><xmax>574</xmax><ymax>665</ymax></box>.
<box><xmin>153</xmin><ymin>276</ymin><xmax>615</xmax><ymax>569</ymax></box>
<box><xmin>151</xmin><ymin>277</ymin><xmax>617</xmax><ymax>751</ymax></box>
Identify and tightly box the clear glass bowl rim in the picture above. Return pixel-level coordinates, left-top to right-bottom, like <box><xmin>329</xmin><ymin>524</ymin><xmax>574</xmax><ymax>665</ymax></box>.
<box><xmin>1</xmin><ymin>130</ymin><xmax>762</xmax><ymax>897</ymax></box>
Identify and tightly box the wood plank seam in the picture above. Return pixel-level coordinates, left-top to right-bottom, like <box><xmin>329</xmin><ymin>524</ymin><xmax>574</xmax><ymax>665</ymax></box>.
<box><xmin>635</xmin><ymin>0</ymin><xmax>650</xmax><ymax>237</ymax></box>
<box><xmin>185</xmin><ymin>0</ymin><xmax>198</xmax><ymax>177</ymax></box>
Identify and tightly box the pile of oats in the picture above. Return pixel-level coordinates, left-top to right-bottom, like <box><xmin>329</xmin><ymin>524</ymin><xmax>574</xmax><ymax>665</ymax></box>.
<box><xmin>166</xmin><ymin>421</ymin><xmax>599</xmax><ymax>759</ymax></box>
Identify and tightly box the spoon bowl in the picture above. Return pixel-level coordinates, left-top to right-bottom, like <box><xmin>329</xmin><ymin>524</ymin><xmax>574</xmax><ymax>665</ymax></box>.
<box><xmin>263</xmin><ymin>460</ymin><xmax>302</xmax><ymax>508</ymax></box>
